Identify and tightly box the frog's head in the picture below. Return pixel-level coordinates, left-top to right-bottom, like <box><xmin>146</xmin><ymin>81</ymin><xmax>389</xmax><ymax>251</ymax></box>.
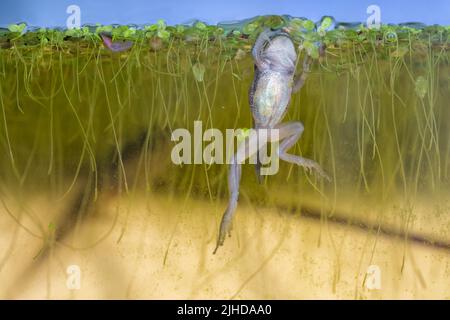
<box><xmin>262</xmin><ymin>29</ymin><xmax>297</xmax><ymax>73</ymax></box>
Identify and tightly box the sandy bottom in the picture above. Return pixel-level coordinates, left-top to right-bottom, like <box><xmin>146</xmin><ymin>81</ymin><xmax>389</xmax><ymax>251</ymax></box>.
<box><xmin>0</xmin><ymin>192</ymin><xmax>449</xmax><ymax>299</ymax></box>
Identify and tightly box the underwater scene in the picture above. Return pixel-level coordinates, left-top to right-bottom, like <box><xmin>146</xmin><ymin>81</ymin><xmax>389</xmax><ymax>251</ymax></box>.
<box><xmin>0</xmin><ymin>1</ymin><xmax>449</xmax><ymax>299</ymax></box>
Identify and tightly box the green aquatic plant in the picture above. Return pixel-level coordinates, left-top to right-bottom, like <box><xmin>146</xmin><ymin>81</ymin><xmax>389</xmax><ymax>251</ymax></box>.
<box><xmin>317</xmin><ymin>16</ymin><xmax>333</xmax><ymax>36</ymax></box>
<box><xmin>415</xmin><ymin>75</ymin><xmax>428</xmax><ymax>98</ymax></box>
<box><xmin>242</xmin><ymin>21</ymin><xmax>258</xmax><ymax>36</ymax></box>
<box><xmin>0</xmin><ymin>16</ymin><xmax>448</xmax><ymax>290</ymax></box>
<box><xmin>95</xmin><ymin>24</ymin><xmax>113</xmax><ymax>34</ymax></box>
<box><xmin>194</xmin><ymin>21</ymin><xmax>207</xmax><ymax>31</ymax></box>
<box><xmin>303</xmin><ymin>19</ymin><xmax>315</xmax><ymax>31</ymax></box>
<box><xmin>65</xmin><ymin>26</ymin><xmax>93</xmax><ymax>39</ymax></box>
<box><xmin>7</xmin><ymin>23</ymin><xmax>26</xmax><ymax>36</ymax></box>
<box><xmin>192</xmin><ymin>62</ymin><xmax>206</xmax><ymax>82</ymax></box>
<box><xmin>144</xmin><ymin>19</ymin><xmax>173</xmax><ymax>41</ymax></box>
<box><xmin>1</xmin><ymin>15</ymin><xmax>448</xmax><ymax>54</ymax></box>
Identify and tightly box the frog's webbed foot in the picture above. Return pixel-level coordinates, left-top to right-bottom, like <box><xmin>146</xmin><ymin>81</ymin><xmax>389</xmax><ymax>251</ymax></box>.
<box><xmin>276</xmin><ymin>121</ymin><xmax>331</xmax><ymax>181</ymax></box>
<box><xmin>100</xmin><ymin>34</ymin><xmax>133</xmax><ymax>52</ymax></box>
<box><xmin>298</xmin><ymin>157</ymin><xmax>331</xmax><ymax>181</ymax></box>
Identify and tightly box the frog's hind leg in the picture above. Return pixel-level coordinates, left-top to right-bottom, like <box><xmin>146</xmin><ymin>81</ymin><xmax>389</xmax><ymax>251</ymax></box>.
<box><xmin>214</xmin><ymin>131</ymin><xmax>261</xmax><ymax>254</ymax></box>
<box><xmin>253</xmin><ymin>122</ymin><xmax>263</xmax><ymax>184</ymax></box>
<box><xmin>213</xmin><ymin>154</ymin><xmax>242</xmax><ymax>254</ymax></box>
<box><xmin>255</xmin><ymin>151</ymin><xmax>263</xmax><ymax>184</ymax></box>
<box><xmin>276</xmin><ymin>121</ymin><xmax>330</xmax><ymax>180</ymax></box>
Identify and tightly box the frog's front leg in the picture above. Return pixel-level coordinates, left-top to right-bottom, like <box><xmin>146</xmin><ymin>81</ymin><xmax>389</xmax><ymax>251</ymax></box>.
<box><xmin>276</xmin><ymin>121</ymin><xmax>330</xmax><ymax>180</ymax></box>
<box><xmin>292</xmin><ymin>51</ymin><xmax>311</xmax><ymax>93</ymax></box>
<box><xmin>292</xmin><ymin>43</ymin><xmax>327</xmax><ymax>93</ymax></box>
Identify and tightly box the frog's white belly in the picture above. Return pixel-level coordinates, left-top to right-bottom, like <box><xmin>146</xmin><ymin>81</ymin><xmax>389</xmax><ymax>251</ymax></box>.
<box><xmin>253</xmin><ymin>72</ymin><xmax>292</xmax><ymax>128</ymax></box>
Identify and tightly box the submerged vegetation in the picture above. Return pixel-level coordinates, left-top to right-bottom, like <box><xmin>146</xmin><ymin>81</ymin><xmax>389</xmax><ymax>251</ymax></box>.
<box><xmin>0</xmin><ymin>15</ymin><xmax>449</xmax><ymax>297</ymax></box>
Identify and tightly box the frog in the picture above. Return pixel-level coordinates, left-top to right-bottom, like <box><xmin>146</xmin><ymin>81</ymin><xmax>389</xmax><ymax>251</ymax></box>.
<box><xmin>213</xmin><ymin>28</ymin><xmax>330</xmax><ymax>254</ymax></box>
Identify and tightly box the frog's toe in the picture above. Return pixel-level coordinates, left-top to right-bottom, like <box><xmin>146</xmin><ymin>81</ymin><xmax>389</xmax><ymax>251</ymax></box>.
<box><xmin>214</xmin><ymin>234</ymin><xmax>228</xmax><ymax>253</ymax></box>
<box><xmin>312</xmin><ymin>163</ymin><xmax>331</xmax><ymax>182</ymax></box>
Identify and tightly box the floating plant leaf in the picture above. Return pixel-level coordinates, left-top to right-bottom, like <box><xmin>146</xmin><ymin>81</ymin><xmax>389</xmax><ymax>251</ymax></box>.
<box><xmin>384</xmin><ymin>30</ymin><xmax>398</xmax><ymax>43</ymax></box>
<box><xmin>415</xmin><ymin>76</ymin><xmax>428</xmax><ymax>99</ymax></box>
<box><xmin>65</xmin><ymin>28</ymin><xmax>77</xmax><ymax>37</ymax></box>
<box><xmin>214</xmin><ymin>27</ymin><xmax>225</xmax><ymax>37</ymax></box>
<box><xmin>320</xmin><ymin>17</ymin><xmax>333</xmax><ymax>30</ymax></box>
<box><xmin>37</xmin><ymin>29</ymin><xmax>48</xmax><ymax>44</ymax></box>
<box><xmin>81</xmin><ymin>27</ymin><xmax>91</xmax><ymax>36</ymax></box>
<box><xmin>2</xmin><ymin>15</ymin><xmax>448</xmax><ymax>55</ymax></box>
<box><xmin>195</xmin><ymin>22</ymin><xmax>207</xmax><ymax>31</ymax></box>
<box><xmin>242</xmin><ymin>22</ymin><xmax>258</xmax><ymax>35</ymax></box>
<box><xmin>303</xmin><ymin>20</ymin><xmax>315</xmax><ymax>31</ymax></box>
<box><xmin>156</xmin><ymin>19</ymin><xmax>167</xmax><ymax>30</ymax></box>
<box><xmin>192</xmin><ymin>63</ymin><xmax>205</xmax><ymax>82</ymax></box>
<box><xmin>96</xmin><ymin>25</ymin><xmax>113</xmax><ymax>34</ymax></box>
<box><xmin>288</xmin><ymin>18</ymin><xmax>304</xmax><ymax>31</ymax></box>
<box><xmin>176</xmin><ymin>25</ymin><xmax>185</xmax><ymax>34</ymax></box>
<box><xmin>122</xmin><ymin>27</ymin><xmax>136</xmax><ymax>38</ymax></box>
<box><xmin>318</xmin><ymin>16</ymin><xmax>333</xmax><ymax>36</ymax></box>
<box><xmin>287</xmin><ymin>18</ymin><xmax>309</xmax><ymax>41</ymax></box>
<box><xmin>303</xmin><ymin>41</ymin><xmax>319</xmax><ymax>59</ymax></box>
<box><xmin>112</xmin><ymin>25</ymin><xmax>133</xmax><ymax>38</ymax></box>
<box><xmin>8</xmin><ymin>23</ymin><xmax>26</xmax><ymax>34</ymax></box>
<box><xmin>157</xmin><ymin>29</ymin><xmax>170</xmax><ymax>40</ymax></box>
<box><xmin>144</xmin><ymin>24</ymin><xmax>158</xmax><ymax>32</ymax></box>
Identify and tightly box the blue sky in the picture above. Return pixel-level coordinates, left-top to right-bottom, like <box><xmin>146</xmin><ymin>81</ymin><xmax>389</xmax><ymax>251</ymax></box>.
<box><xmin>1</xmin><ymin>0</ymin><xmax>449</xmax><ymax>28</ymax></box>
